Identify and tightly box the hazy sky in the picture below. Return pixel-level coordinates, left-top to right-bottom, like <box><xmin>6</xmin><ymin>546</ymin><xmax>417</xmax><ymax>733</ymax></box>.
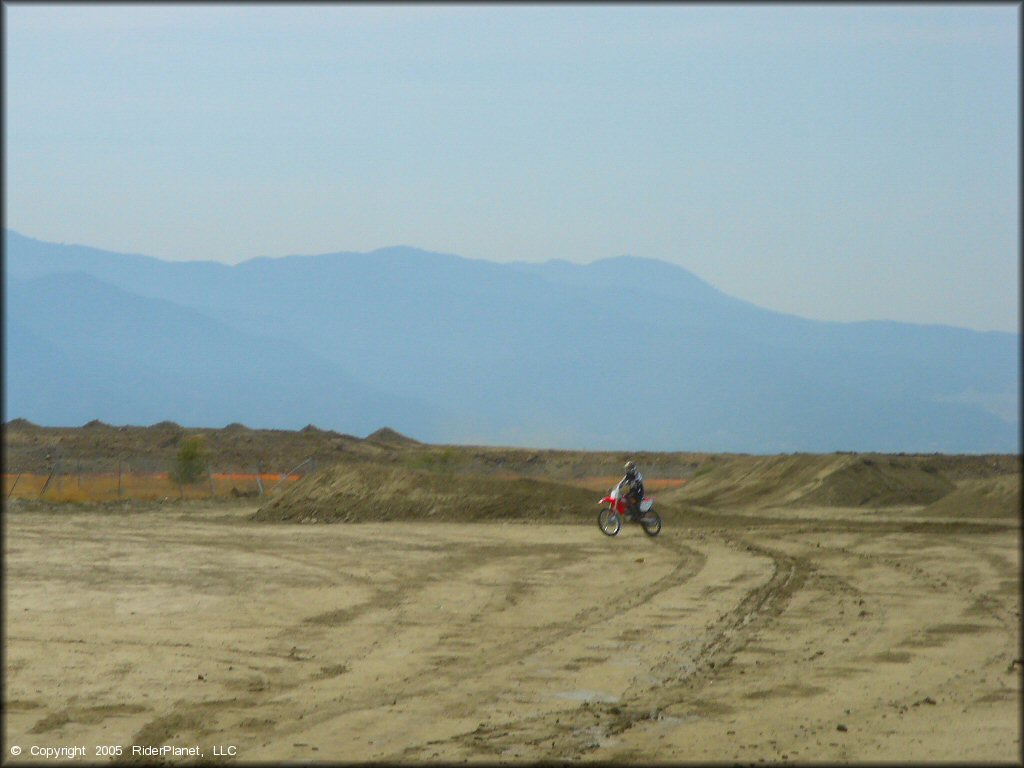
<box><xmin>5</xmin><ymin>4</ymin><xmax>1019</xmax><ymax>332</ymax></box>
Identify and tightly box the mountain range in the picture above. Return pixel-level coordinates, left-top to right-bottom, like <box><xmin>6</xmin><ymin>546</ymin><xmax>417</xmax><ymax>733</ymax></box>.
<box><xmin>4</xmin><ymin>229</ymin><xmax>1019</xmax><ymax>452</ymax></box>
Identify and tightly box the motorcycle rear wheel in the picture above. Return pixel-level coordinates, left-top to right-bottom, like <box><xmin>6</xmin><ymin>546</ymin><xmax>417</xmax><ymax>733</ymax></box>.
<box><xmin>597</xmin><ymin>506</ymin><xmax>621</xmax><ymax>536</ymax></box>
<box><xmin>640</xmin><ymin>509</ymin><xmax>662</xmax><ymax>537</ymax></box>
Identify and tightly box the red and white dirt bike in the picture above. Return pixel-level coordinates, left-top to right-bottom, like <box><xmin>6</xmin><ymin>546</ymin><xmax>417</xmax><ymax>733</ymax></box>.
<box><xmin>597</xmin><ymin>485</ymin><xmax>662</xmax><ymax>537</ymax></box>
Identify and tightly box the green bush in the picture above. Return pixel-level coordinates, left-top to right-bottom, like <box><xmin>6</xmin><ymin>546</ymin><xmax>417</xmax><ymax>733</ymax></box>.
<box><xmin>170</xmin><ymin>436</ymin><xmax>210</xmax><ymax>486</ymax></box>
<box><xmin>401</xmin><ymin>447</ymin><xmax>458</xmax><ymax>474</ymax></box>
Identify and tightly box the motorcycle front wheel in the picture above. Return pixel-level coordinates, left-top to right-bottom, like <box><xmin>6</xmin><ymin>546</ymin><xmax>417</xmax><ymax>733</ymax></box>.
<box><xmin>640</xmin><ymin>509</ymin><xmax>662</xmax><ymax>537</ymax></box>
<box><xmin>597</xmin><ymin>506</ymin><xmax>621</xmax><ymax>536</ymax></box>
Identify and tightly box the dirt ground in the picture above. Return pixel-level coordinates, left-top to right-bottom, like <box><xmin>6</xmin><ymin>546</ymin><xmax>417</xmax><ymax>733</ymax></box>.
<box><xmin>4</xmin><ymin>501</ymin><xmax>1019</xmax><ymax>764</ymax></box>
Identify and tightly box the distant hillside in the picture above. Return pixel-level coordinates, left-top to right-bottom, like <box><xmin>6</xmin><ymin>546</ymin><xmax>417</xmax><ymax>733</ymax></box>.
<box><xmin>5</xmin><ymin>269</ymin><xmax>441</xmax><ymax>436</ymax></box>
<box><xmin>4</xmin><ymin>229</ymin><xmax>1019</xmax><ymax>452</ymax></box>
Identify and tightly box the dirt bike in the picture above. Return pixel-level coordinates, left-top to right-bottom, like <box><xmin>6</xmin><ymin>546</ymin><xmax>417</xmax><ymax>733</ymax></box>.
<box><xmin>597</xmin><ymin>485</ymin><xmax>662</xmax><ymax>537</ymax></box>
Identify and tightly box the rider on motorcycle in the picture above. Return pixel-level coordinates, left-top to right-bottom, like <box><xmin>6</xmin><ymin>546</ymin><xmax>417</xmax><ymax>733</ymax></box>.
<box><xmin>617</xmin><ymin>460</ymin><xmax>645</xmax><ymax>519</ymax></box>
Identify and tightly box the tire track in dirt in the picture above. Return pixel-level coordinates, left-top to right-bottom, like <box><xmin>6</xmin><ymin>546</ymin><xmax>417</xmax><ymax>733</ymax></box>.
<box><xmin>394</xmin><ymin>526</ymin><xmax>805</xmax><ymax>760</ymax></box>
<box><xmin>10</xmin><ymin>508</ymin><xmax>1014</xmax><ymax>761</ymax></box>
<box><xmin>799</xmin><ymin>527</ymin><xmax>1017</xmax><ymax>634</ymax></box>
<box><xmin>810</xmin><ymin>524</ymin><xmax>1021</xmax><ymax>719</ymax></box>
<box><xmin>117</xmin><ymin>534</ymin><xmax>688</xmax><ymax>751</ymax></box>
<box><xmin>239</xmin><ymin>533</ymin><xmax>710</xmax><ymax>752</ymax></box>
<box><xmin>491</xmin><ymin>544</ymin><xmax>801</xmax><ymax>758</ymax></box>
<box><xmin>5</xmin><ymin>635</ymin><xmax>319</xmax><ymax>669</ymax></box>
<box><xmin>542</xmin><ymin>516</ymin><xmax>1015</xmax><ymax>762</ymax></box>
<box><xmin>443</xmin><ymin>537</ymin><xmax>709</xmax><ymax>679</ymax></box>
<box><xmin>8</xmin><ymin>524</ymin><xmax>364</xmax><ymax>593</ymax></box>
<box><xmin>636</xmin><ymin>514</ymin><xmax>1018</xmax><ymax>763</ymax></box>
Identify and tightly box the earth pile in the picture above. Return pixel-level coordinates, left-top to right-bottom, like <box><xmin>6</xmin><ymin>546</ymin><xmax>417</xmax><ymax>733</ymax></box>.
<box><xmin>920</xmin><ymin>474</ymin><xmax>1021</xmax><ymax>519</ymax></box>
<box><xmin>253</xmin><ymin>462</ymin><xmax>598</xmax><ymax>523</ymax></box>
<box><xmin>665</xmin><ymin>453</ymin><xmax>1020</xmax><ymax>515</ymax></box>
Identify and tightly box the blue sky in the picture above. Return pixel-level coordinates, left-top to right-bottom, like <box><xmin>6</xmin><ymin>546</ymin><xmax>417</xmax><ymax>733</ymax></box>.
<box><xmin>4</xmin><ymin>4</ymin><xmax>1019</xmax><ymax>332</ymax></box>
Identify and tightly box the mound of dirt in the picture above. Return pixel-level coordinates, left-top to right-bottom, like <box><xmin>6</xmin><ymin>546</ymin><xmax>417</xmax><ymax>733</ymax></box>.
<box><xmin>366</xmin><ymin>427</ymin><xmax>421</xmax><ymax>447</ymax></box>
<box><xmin>4</xmin><ymin>418</ymin><xmax>37</xmax><ymax>429</ymax></box>
<box><xmin>922</xmin><ymin>475</ymin><xmax>1022</xmax><ymax>519</ymax></box>
<box><xmin>149</xmin><ymin>421</ymin><xmax>184</xmax><ymax>431</ymax></box>
<box><xmin>664</xmin><ymin>454</ymin><xmax>854</xmax><ymax>509</ymax></box>
<box><xmin>2</xmin><ymin>421</ymin><xmax>384</xmax><ymax>474</ymax></box>
<box><xmin>664</xmin><ymin>453</ymin><xmax>1002</xmax><ymax>511</ymax></box>
<box><xmin>904</xmin><ymin>454</ymin><xmax>1021</xmax><ymax>481</ymax></box>
<box><xmin>253</xmin><ymin>463</ymin><xmax>597</xmax><ymax>523</ymax></box>
<box><xmin>795</xmin><ymin>456</ymin><xmax>955</xmax><ymax>508</ymax></box>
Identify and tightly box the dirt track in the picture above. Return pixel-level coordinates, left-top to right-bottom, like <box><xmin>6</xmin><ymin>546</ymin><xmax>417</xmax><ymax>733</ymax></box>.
<box><xmin>4</xmin><ymin>504</ymin><xmax>1020</xmax><ymax>763</ymax></box>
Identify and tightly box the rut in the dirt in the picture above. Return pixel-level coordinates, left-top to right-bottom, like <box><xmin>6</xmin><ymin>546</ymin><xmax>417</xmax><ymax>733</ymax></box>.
<box><xmin>418</xmin><ymin>532</ymin><xmax>809</xmax><ymax>761</ymax></box>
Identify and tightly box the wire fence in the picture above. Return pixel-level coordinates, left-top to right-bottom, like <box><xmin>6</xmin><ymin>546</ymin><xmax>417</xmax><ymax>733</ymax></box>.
<box><xmin>3</xmin><ymin>457</ymin><xmax>318</xmax><ymax>502</ymax></box>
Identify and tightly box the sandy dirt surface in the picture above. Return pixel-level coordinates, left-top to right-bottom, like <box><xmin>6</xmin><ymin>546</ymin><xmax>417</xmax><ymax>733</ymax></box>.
<box><xmin>4</xmin><ymin>503</ymin><xmax>1020</xmax><ymax>764</ymax></box>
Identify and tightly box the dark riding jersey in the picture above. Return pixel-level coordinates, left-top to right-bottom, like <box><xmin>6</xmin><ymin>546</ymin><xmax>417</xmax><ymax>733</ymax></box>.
<box><xmin>618</xmin><ymin>469</ymin><xmax>644</xmax><ymax>502</ymax></box>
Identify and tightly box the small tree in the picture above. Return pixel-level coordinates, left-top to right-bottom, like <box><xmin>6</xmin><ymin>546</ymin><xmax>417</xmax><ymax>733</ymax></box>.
<box><xmin>170</xmin><ymin>435</ymin><xmax>210</xmax><ymax>487</ymax></box>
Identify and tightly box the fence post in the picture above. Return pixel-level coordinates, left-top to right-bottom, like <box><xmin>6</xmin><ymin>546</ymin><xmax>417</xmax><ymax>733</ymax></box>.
<box><xmin>268</xmin><ymin>457</ymin><xmax>314</xmax><ymax>493</ymax></box>
<box><xmin>39</xmin><ymin>462</ymin><xmax>57</xmax><ymax>498</ymax></box>
<box><xmin>7</xmin><ymin>472</ymin><xmax>22</xmax><ymax>499</ymax></box>
<box><xmin>255</xmin><ymin>463</ymin><xmax>264</xmax><ymax>497</ymax></box>
<box><xmin>118</xmin><ymin>460</ymin><xmax>123</xmax><ymax>498</ymax></box>
<box><xmin>208</xmin><ymin>462</ymin><xmax>215</xmax><ymax>498</ymax></box>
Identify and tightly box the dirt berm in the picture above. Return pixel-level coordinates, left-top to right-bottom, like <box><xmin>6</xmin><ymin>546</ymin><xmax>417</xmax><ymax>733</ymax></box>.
<box><xmin>920</xmin><ymin>473</ymin><xmax>1022</xmax><ymax>518</ymax></box>
<box><xmin>255</xmin><ymin>451</ymin><xmax>1020</xmax><ymax>524</ymax></box>
<box><xmin>657</xmin><ymin>453</ymin><xmax>1020</xmax><ymax>516</ymax></box>
<box><xmin>253</xmin><ymin>462</ymin><xmax>599</xmax><ymax>523</ymax></box>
